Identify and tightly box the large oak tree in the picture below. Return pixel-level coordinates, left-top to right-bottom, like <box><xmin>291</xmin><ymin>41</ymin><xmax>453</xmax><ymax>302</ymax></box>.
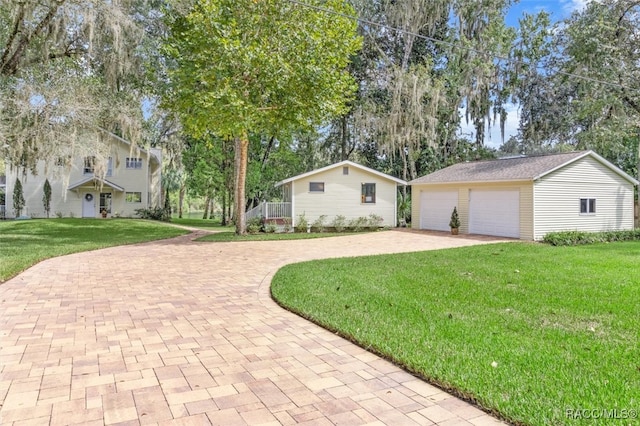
<box><xmin>0</xmin><ymin>0</ymin><xmax>150</xmax><ymax>174</ymax></box>
<box><xmin>162</xmin><ymin>0</ymin><xmax>361</xmax><ymax>234</ymax></box>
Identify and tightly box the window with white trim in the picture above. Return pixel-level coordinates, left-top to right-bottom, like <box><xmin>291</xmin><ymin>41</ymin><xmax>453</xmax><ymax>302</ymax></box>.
<box><xmin>83</xmin><ymin>156</ymin><xmax>96</xmax><ymax>174</ymax></box>
<box><xmin>361</xmin><ymin>183</ymin><xmax>376</xmax><ymax>203</ymax></box>
<box><xmin>126</xmin><ymin>157</ymin><xmax>143</xmax><ymax>169</ymax></box>
<box><xmin>580</xmin><ymin>198</ymin><xmax>596</xmax><ymax>214</ymax></box>
<box><xmin>126</xmin><ymin>192</ymin><xmax>142</xmax><ymax>203</ymax></box>
<box><xmin>100</xmin><ymin>193</ymin><xmax>112</xmax><ymax>213</ymax></box>
<box><xmin>309</xmin><ymin>182</ymin><xmax>325</xmax><ymax>192</ymax></box>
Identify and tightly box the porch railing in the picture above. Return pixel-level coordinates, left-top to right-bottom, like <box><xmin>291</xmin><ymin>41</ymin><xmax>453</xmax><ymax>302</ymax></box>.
<box><xmin>245</xmin><ymin>201</ymin><xmax>291</xmax><ymax>222</ymax></box>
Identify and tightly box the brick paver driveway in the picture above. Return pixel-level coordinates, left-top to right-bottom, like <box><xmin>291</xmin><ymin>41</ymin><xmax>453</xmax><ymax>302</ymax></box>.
<box><xmin>1</xmin><ymin>230</ymin><xmax>507</xmax><ymax>425</ymax></box>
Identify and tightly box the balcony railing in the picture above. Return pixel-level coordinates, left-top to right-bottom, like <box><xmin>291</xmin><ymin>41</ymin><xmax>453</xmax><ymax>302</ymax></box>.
<box><xmin>245</xmin><ymin>202</ymin><xmax>291</xmax><ymax>222</ymax></box>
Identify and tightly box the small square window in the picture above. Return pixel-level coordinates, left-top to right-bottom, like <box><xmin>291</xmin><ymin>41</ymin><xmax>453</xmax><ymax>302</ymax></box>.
<box><xmin>361</xmin><ymin>183</ymin><xmax>376</xmax><ymax>203</ymax></box>
<box><xmin>309</xmin><ymin>182</ymin><xmax>324</xmax><ymax>192</ymax></box>
<box><xmin>343</xmin><ymin>166</ymin><xmax>349</xmax><ymax>175</ymax></box>
<box><xmin>580</xmin><ymin>198</ymin><xmax>596</xmax><ymax>214</ymax></box>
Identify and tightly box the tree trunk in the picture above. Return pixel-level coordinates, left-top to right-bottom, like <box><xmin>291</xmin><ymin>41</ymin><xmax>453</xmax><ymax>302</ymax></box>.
<box><xmin>234</xmin><ymin>132</ymin><xmax>249</xmax><ymax>235</ymax></box>
<box><xmin>209</xmin><ymin>190</ymin><xmax>216</xmax><ymax>219</ymax></box>
<box><xmin>408</xmin><ymin>145</ymin><xmax>418</xmax><ymax>181</ymax></box>
<box><xmin>227</xmin><ymin>187</ymin><xmax>233</xmax><ymax>225</ymax></box>
<box><xmin>341</xmin><ymin>115</ymin><xmax>348</xmax><ymax>161</ymax></box>
<box><xmin>221</xmin><ymin>190</ymin><xmax>227</xmax><ymax>226</ymax></box>
<box><xmin>637</xmin><ymin>135</ymin><xmax>640</xmax><ymax>229</ymax></box>
<box><xmin>178</xmin><ymin>183</ymin><xmax>185</xmax><ymax>219</ymax></box>
<box><xmin>202</xmin><ymin>194</ymin><xmax>210</xmax><ymax>219</ymax></box>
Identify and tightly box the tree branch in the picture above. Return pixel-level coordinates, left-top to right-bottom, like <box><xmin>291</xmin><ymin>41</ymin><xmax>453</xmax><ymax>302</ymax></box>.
<box><xmin>1</xmin><ymin>1</ymin><xmax>66</xmax><ymax>76</ymax></box>
<box><xmin>0</xmin><ymin>2</ymin><xmax>26</xmax><ymax>74</ymax></box>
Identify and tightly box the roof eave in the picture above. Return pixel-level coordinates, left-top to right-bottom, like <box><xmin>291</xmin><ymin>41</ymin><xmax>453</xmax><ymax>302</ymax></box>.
<box><xmin>533</xmin><ymin>150</ymin><xmax>639</xmax><ymax>185</ymax></box>
<box><xmin>68</xmin><ymin>176</ymin><xmax>125</xmax><ymax>192</ymax></box>
<box><xmin>410</xmin><ymin>178</ymin><xmax>533</xmax><ymax>186</ymax></box>
<box><xmin>275</xmin><ymin>160</ymin><xmax>406</xmax><ymax>187</ymax></box>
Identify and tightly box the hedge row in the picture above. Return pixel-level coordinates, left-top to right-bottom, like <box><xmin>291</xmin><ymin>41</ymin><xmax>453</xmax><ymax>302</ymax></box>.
<box><xmin>542</xmin><ymin>229</ymin><xmax>640</xmax><ymax>246</ymax></box>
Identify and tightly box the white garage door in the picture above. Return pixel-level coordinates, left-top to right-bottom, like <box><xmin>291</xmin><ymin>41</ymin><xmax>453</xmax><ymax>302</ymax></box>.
<box><xmin>420</xmin><ymin>190</ymin><xmax>458</xmax><ymax>231</ymax></box>
<box><xmin>469</xmin><ymin>189</ymin><xmax>520</xmax><ymax>238</ymax></box>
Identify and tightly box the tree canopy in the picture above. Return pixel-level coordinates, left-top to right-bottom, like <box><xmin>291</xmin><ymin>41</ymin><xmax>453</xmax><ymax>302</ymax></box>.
<box><xmin>0</xmin><ymin>0</ymin><xmax>150</xmax><ymax>174</ymax></box>
<box><xmin>162</xmin><ymin>0</ymin><xmax>362</xmax><ymax>233</ymax></box>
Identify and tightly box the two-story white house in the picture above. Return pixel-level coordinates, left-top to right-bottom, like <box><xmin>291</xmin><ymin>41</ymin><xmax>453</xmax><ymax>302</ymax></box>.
<box><xmin>3</xmin><ymin>134</ymin><xmax>162</xmax><ymax>219</ymax></box>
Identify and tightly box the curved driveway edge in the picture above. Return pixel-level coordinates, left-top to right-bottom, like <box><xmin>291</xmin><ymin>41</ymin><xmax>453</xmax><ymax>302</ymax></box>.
<box><xmin>1</xmin><ymin>230</ymin><xmax>508</xmax><ymax>425</ymax></box>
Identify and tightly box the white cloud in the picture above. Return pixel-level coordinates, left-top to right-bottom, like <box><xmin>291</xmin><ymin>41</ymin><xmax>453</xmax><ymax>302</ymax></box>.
<box><xmin>562</xmin><ymin>0</ymin><xmax>591</xmax><ymax>14</ymax></box>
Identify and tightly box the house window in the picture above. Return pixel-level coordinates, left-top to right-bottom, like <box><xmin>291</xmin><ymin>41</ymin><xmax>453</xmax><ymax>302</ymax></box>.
<box><xmin>126</xmin><ymin>157</ymin><xmax>143</xmax><ymax>169</ymax></box>
<box><xmin>83</xmin><ymin>156</ymin><xmax>96</xmax><ymax>174</ymax></box>
<box><xmin>55</xmin><ymin>156</ymin><xmax>71</xmax><ymax>167</ymax></box>
<box><xmin>580</xmin><ymin>198</ymin><xmax>596</xmax><ymax>214</ymax></box>
<box><xmin>309</xmin><ymin>182</ymin><xmax>325</xmax><ymax>192</ymax></box>
<box><xmin>343</xmin><ymin>166</ymin><xmax>349</xmax><ymax>175</ymax></box>
<box><xmin>126</xmin><ymin>192</ymin><xmax>142</xmax><ymax>203</ymax></box>
<box><xmin>361</xmin><ymin>183</ymin><xmax>376</xmax><ymax>203</ymax></box>
<box><xmin>106</xmin><ymin>157</ymin><xmax>113</xmax><ymax>177</ymax></box>
<box><xmin>100</xmin><ymin>193</ymin><xmax>112</xmax><ymax>213</ymax></box>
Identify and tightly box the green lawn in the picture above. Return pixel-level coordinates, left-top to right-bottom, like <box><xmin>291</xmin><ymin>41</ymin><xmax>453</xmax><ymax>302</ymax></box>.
<box><xmin>271</xmin><ymin>242</ymin><xmax>640</xmax><ymax>425</ymax></box>
<box><xmin>0</xmin><ymin>219</ymin><xmax>189</xmax><ymax>282</ymax></box>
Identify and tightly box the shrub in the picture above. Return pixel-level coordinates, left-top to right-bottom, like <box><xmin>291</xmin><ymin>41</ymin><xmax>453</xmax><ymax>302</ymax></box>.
<box><xmin>135</xmin><ymin>207</ymin><xmax>171</xmax><ymax>221</ymax></box>
<box><xmin>246</xmin><ymin>216</ymin><xmax>263</xmax><ymax>234</ymax></box>
<box><xmin>265</xmin><ymin>224</ymin><xmax>277</xmax><ymax>233</ymax></box>
<box><xmin>449</xmin><ymin>206</ymin><xmax>460</xmax><ymax>229</ymax></box>
<box><xmin>332</xmin><ymin>215</ymin><xmax>347</xmax><ymax>232</ymax></box>
<box><xmin>542</xmin><ymin>229</ymin><xmax>640</xmax><ymax>246</ymax></box>
<box><xmin>55</xmin><ymin>211</ymin><xmax>63</xmax><ymax>218</ymax></box>
<box><xmin>311</xmin><ymin>215</ymin><xmax>327</xmax><ymax>233</ymax></box>
<box><xmin>13</xmin><ymin>178</ymin><xmax>25</xmax><ymax>217</ymax></box>
<box><xmin>42</xmin><ymin>178</ymin><xmax>52</xmax><ymax>219</ymax></box>
<box><xmin>282</xmin><ymin>217</ymin><xmax>292</xmax><ymax>233</ymax></box>
<box><xmin>295</xmin><ymin>213</ymin><xmax>308</xmax><ymax>233</ymax></box>
<box><xmin>367</xmin><ymin>213</ymin><xmax>384</xmax><ymax>228</ymax></box>
<box><xmin>348</xmin><ymin>216</ymin><xmax>368</xmax><ymax>232</ymax></box>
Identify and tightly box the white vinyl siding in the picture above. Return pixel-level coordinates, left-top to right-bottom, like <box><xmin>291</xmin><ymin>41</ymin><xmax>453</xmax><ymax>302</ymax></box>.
<box><xmin>533</xmin><ymin>156</ymin><xmax>635</xmax><ymax>240</ymax></box>
<box><xmin>4</xmin><ymin>141</ymin><xmax>161</xmax><ymax>219</ymax></box>
<box><xmin>293</xmin><ymin>166</ymin><xmax>398</xmax><ymax>227</ymax></box>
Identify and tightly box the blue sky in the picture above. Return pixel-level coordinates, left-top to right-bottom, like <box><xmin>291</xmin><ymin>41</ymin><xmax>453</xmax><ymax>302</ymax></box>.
<box><xmin>506</xmin><ymin>0</ymin><xmax>588</xmax><ymax>25</ymax></box>
<box><xmin>462</xmin><ymin>0</ymin><xmax>590</xmax><ymax>148</ymax></box>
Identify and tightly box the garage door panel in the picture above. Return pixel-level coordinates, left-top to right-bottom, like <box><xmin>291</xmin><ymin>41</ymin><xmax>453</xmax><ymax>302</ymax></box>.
<box><xmin>420</xmin><ymin>191</ymin><xmax>458</xmax><ymax>231</ymax></box>
<box><xmin>469</xmin><ymin>190</ymin><xmax>520</xmax><ymax>238</ymax></box>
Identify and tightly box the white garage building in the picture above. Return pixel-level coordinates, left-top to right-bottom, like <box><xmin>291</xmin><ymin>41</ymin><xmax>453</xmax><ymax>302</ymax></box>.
<box><xmin>409</xmin><ymin>151</ymin><xmax>638</xmax><ymax>240</ymax></box>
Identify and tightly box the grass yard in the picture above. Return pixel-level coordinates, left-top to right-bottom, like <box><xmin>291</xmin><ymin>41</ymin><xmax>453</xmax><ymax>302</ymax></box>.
<box><xmin>0</xmin><ymin>219</ymin><xmax>189</xmax><ymax>282</ymax></box>
<box><xmin>271</xmin><ymin>242</ymin><xmax>640</xmax><ymax>425</ymax></box>
<box><xmin>196</xmin><ymin>231</ymin><xmax>362</xmax><ymax>242</ymax></box>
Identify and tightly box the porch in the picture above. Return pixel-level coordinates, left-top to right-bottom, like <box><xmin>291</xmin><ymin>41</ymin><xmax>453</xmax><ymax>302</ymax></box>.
<box><xmin>245</xmin><ymin>202</ymin><xmax>291</xmax><ymax>223</ymax></box>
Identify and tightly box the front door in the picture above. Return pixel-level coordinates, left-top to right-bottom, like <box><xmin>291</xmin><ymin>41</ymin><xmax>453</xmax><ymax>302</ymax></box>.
<box><xmin>82</xmin><ymin>193</ymin><xmax>96</xmax><ymax>217</ymax></box>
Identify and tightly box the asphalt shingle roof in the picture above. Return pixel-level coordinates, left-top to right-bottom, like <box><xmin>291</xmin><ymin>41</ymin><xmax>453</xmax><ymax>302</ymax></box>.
<box><xmin>409</xmin><ymin>151</ymin><xmax>589</xmax><ymax>184</ymax></box>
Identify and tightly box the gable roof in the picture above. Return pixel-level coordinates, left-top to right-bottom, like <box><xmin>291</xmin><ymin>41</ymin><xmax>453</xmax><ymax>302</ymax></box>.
<box><xmin>98</xmin><ymin>127</ymin><xmax>161</xmax><ymax>164</ymax></box>
<box><xmin>68</xmin><ymin>176</ymin><xmax>125</xmax><ymax>192</ymax></box>
<box><xmin>275</xmin><ymin>160</ymin><xmax>407</xmax><ymax>187</ymax></box>
<box><xmin>409</xmin><ymin>151</ymin><xmax>638</xmax><ymax>185</ymax></box>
